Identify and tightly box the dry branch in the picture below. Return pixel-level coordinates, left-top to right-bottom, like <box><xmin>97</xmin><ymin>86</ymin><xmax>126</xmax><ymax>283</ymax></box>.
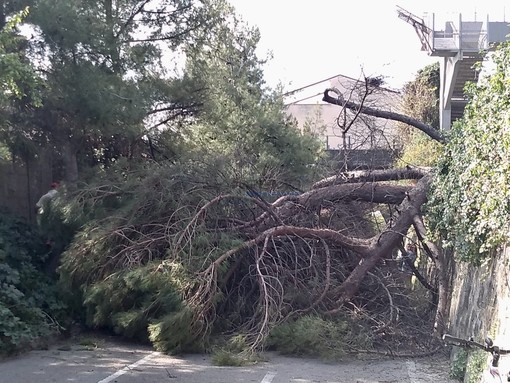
<box><xmin>323</xmin><ymin>88</ymin><xmax>445</xmax><ymax>144</ymax></box>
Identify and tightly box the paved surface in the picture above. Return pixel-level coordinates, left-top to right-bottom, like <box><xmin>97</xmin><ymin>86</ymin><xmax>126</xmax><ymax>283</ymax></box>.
<box><xmin>0</xmin><ymin>337</ymin><xmax>459</xmax><ymax>383</ymax></box>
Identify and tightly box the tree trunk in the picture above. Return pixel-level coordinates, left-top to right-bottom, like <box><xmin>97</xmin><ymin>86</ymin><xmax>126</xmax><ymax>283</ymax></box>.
<box><xmin>330</xmin><ymin>174</ymin><xmax>432</xmax><ymax>305</ymax></box>
<box><xmin>62</xmin><ymin>141</ymin><xmax>78</xmax><ymax>184</ymax></box>
<box><xmin>413</xmin><ymin>215</ymin><xmax>449</xmax><ymax>335</ymax></box>
<box><xmin>0</xmin><ymin>0</ymin><xmax>5</xmax><ymax>30</ymax></box>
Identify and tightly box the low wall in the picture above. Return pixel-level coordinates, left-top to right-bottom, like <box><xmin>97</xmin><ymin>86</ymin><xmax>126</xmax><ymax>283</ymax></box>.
<box><xmin>447</xmin><ymin>246</ymin><xmax>510</xmax><ymax>381</ymax></box>
<box><xmin>326</xmin><ymin>149</ymin><xmax>397</xmax><ymax>170</ymax></box>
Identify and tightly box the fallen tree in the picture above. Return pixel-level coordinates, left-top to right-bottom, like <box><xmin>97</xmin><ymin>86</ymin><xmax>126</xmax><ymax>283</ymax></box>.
<box><xmin>58</xmin><ymin>77</ymin><xmax>448</xmax><ymax>356</ymax></box>
<box><xmin>170</xmin><ymin>85</ymin><xmax>449</xmax><ymax>351</ymax></box>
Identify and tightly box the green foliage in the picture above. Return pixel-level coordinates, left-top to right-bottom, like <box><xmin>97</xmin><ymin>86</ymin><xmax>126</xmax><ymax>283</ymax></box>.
<box><xmin>0</xmin><ymin>211</ymin><xmax>65</xmax><ymax>354</ymax></box>
<box><xmin>184</xmin><ymin>8</ymin><xmax>324</xmax><ymax>188</ymax></box>
<box><xmin>59</xmin><ymin>161</ymin><xmax>246</xmax><ymax>281</ymax></box>
<box><xmin>465</xmin><ymin>350</ymin><xmax>487</xmax><ymax>383</ymax></box>
<box><xmin>396</xmin><ymin>62</ymin><xmax>441</xmax><ymax>167</ymax></box>
<box><xmin>211</xmin><ymin>350</ymin><xmax>246</xmax><ymax>366</ymax></box>
<box><xmin>57</xmin><ymin>160</ymin><xmax>258</xmax><ymax>352</ymax></box>
<box><xmin>19</xmin><ymin>0</ymin><xmax>326</xmax><ymax>354</ymax></box>
<box><xmin>83</xmin><ymin>262</ymin><xmax>185</xmax><ymax>341</ymax></box>
<box><xmin>0</xmin><ymin>7</ymin><xmax>41</xmax><ymax>105</ymax></box>
<box><xmin>266</xmin><ymin>315</ymin><xmax>362</xmax><ymax>360</ymax></box>
<box><xmin>148</xmin><ymin>306</ymin><xmax>205</xmax><ymax>354</ymax></box>
<box><xmin>396</xmin><ymin>130</ymin><xmax>443</xmax><ymax>167</ymax></box>
<box><xmin>0</xmin><ymin>6</ymin><xmax>45</xmax><ymax>159</ymax></box>
<box><xmin>449</xmin><ymin>348</ymin><xmax>468</xmax><ymax>380</ymax></box>
<box><xmin>427</xmin><ymin>43</ymin><xmax>510</xmax><ymax>263</ymax></box>
<box><xmin>209</xmin><ymin>334</ymin><xmax>262</xmax><ymax>366</ymax></box>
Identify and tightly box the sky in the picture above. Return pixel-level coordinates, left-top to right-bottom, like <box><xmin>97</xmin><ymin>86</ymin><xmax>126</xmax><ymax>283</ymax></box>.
<box><xmin>228</xmin><ymin>0</ymin><xmax>509</xmax><ymax>101</ymax></box>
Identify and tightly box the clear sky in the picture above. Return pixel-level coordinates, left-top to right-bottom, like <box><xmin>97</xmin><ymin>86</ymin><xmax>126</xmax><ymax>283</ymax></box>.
<box><xmin>228</xmin><ymin>0</ymin><xmax>508</xmax><ymax>97</ymax></box>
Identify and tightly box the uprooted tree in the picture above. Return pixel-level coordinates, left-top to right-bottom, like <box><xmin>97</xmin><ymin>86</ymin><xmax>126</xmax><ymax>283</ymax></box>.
<box><xmin>56</xmin><ymin>66</ymin><xmax>452</xmax><ymax>356</ymax></box>
<box><xmin>3</xmin><ymin>0</ymin><xmax>508</xmax><ymax>359</ymax></box>
<box><xmin>181</xmin><ymin>85</ymin><xmax>449</xmax><ymax>353</ymax></box>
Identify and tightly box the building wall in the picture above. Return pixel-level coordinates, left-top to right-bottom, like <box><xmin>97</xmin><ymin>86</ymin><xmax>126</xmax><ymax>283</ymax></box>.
<box><xmin>286</xmin><ymin>75</ymin><xmax>403</xmax><ymax>155</ymax></box>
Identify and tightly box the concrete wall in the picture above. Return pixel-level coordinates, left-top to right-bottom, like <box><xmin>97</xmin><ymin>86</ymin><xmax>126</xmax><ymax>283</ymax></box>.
<box><xmin>447</xmin><ymin>246</ymin><xmax>510</xmax><ymax>381</ymax></box>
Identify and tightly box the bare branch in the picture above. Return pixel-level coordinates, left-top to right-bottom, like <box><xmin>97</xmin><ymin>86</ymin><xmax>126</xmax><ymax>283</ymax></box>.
<box><xmin>323</xmin><ymin>88</ymin><xmax>445</xmax><ymax>144</ymax></box>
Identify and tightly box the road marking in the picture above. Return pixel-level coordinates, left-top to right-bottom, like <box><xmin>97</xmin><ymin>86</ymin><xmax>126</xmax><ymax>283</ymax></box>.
<box><xmin>97</xmin><ymin>351</ymin><xmax>159</xmax><ymax>383</ymax></box>
<box><xmin>261</xmin><ymin>371</ymin><xmax>277</xmax><ymax>383</ymax></box>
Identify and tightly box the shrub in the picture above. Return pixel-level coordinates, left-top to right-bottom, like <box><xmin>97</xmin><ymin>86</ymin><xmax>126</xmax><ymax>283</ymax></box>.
<box><xmin>449</xmin><ymin>348</ymin><xmax>468</xmax><ymax>380</ymax></box>
<box><xmin>0</xmin><ymin>211</ymin><xmax>66</xmax><ymax>354</ymax></box>
<box><xmin>266</xmin><ymin>315</ymin><xmax>358</xmax><ymax>360</ymax></box>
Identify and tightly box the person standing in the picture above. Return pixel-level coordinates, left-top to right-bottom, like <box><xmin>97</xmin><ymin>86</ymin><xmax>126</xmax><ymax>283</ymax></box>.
<box><xmin>35</xmin><ymin>181</ymin><xmax>60</xmax><ymax>249</ymax></box>
<box><xmin>35</xmin><ymin>181</ymin><xmax>60</xmax><ymax>214</ymax></box>
<box><xmin>396</xmin><ymin>243</ymin><xmax>417</xmax><ymax>272</ymax></box>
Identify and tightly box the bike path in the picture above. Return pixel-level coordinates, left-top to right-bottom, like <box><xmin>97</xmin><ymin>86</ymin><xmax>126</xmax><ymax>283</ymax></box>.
<box><xmin>0</xmin><ymin>338</ymin><xmax>457</xmax><ymax>383</ymax></box>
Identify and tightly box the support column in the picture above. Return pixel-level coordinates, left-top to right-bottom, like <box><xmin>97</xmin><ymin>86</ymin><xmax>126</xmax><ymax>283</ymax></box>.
<box><xmin>439</xmin><ymin>52</ymin><xmax>462</xmax><ymax>130</ymax></box>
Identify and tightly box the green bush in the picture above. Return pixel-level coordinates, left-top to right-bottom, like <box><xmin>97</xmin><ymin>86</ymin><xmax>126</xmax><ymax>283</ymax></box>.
<box><xmin>0</xmin><ymin>211</ymin><xmax>66</xmax><ymax>354</ymax></box>
<box><xmin>449</xmin><ymin>348</ymin><xmax>468</xmax><ymax>380</ymax></box>
<box><xmin>266</xmin><ymin>315</ymin><xmax>358</xmax><ymax>360</ymax></box>
<box><xmin>465</xmin><ymin>350</ymin><xmax>488</xmax><ymax>383</ymax></box>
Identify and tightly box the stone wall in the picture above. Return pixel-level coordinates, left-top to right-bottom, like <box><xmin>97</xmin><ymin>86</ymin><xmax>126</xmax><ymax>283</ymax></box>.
<box><xmin>447</xmin><ymin>246</ymin><xmax>510</xmax><ymax>381</ymax></box>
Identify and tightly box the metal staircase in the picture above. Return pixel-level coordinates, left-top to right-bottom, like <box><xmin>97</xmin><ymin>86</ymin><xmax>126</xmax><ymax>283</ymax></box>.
<box><xmin>398</xmin><ymin>7</ymin><xmax>510</xmax><ymax>129</ymax></box>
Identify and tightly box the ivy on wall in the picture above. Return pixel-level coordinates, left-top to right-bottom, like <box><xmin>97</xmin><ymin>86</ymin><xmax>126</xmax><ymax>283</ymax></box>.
<box><xmin>427</xmin><ymin>42</ymin><xmax>510</xmax><ymax>264</ymax></box>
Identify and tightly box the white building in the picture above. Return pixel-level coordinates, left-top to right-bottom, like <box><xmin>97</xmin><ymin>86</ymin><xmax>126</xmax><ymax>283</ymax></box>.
<box><xmin>285</xmin><ymin>74</ymin><xmax>403</xmax><ymax>169</ymax></box>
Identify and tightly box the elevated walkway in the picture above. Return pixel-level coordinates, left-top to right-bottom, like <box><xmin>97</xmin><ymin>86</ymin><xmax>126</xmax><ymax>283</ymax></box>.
<box><xmin>398</xmin><ymin>7</ymin><xmax>510</xmax><ymax>129</ymax></box>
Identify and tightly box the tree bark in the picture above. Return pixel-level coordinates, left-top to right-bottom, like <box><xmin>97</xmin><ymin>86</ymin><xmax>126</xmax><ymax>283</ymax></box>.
<box><xmin>312</xmin><ymin>167</ymin><xmax>430</xmax><ymax>189</ymax></box>
<box><xmin>291</xmin><ymin>182</ymin><xmax>412</xmax><ymax>208</ymax></box>
<box><xmin>62</xmin><ymin>141</ymin><xmax>78</xmax><ymax>184</ymax></box>
<box><xmin>413</xmin><ymin>215</ymin><xmax>449</xmax><ymax>335</ymax></box>
<box><xmin>329</xmin><ymin>174</ymin><xmax>432</xmax><ymax>306</ymax></box>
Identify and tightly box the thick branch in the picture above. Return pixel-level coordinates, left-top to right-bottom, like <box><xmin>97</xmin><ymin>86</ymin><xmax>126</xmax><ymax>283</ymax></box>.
<box><xmin>236</xmin><ymin>183</ymin><xmax>411</xmax><ymax>232</ymax></box>
<box><xmin>412</xmin><ymin>215</ymin><xmax>448</xmax><ymax>335</ymax></box>
<box><xmin>328</xmin><ymin>174</ymin><xmax>432</xmax><ymax>307</ymax></box>
<box><xmin>298</xmin><ymin>183</ymin><xmax>411</xmax><ymax>208</ymax></box>
<box><xmin>312</xmin><ymin>167</ymin><xmax>430</xmax><ymax>189</ymax></box>
<box><xmin>323</xmin><ymin>88</ymin><xmax>445</xmax><ymax>144</ymax></box>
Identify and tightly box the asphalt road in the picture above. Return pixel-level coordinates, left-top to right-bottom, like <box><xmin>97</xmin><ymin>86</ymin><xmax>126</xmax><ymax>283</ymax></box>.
<box><xmin>0</xmin><ymin>337</ymin><xmax>458</xmax><ymax>383</ymax></box>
